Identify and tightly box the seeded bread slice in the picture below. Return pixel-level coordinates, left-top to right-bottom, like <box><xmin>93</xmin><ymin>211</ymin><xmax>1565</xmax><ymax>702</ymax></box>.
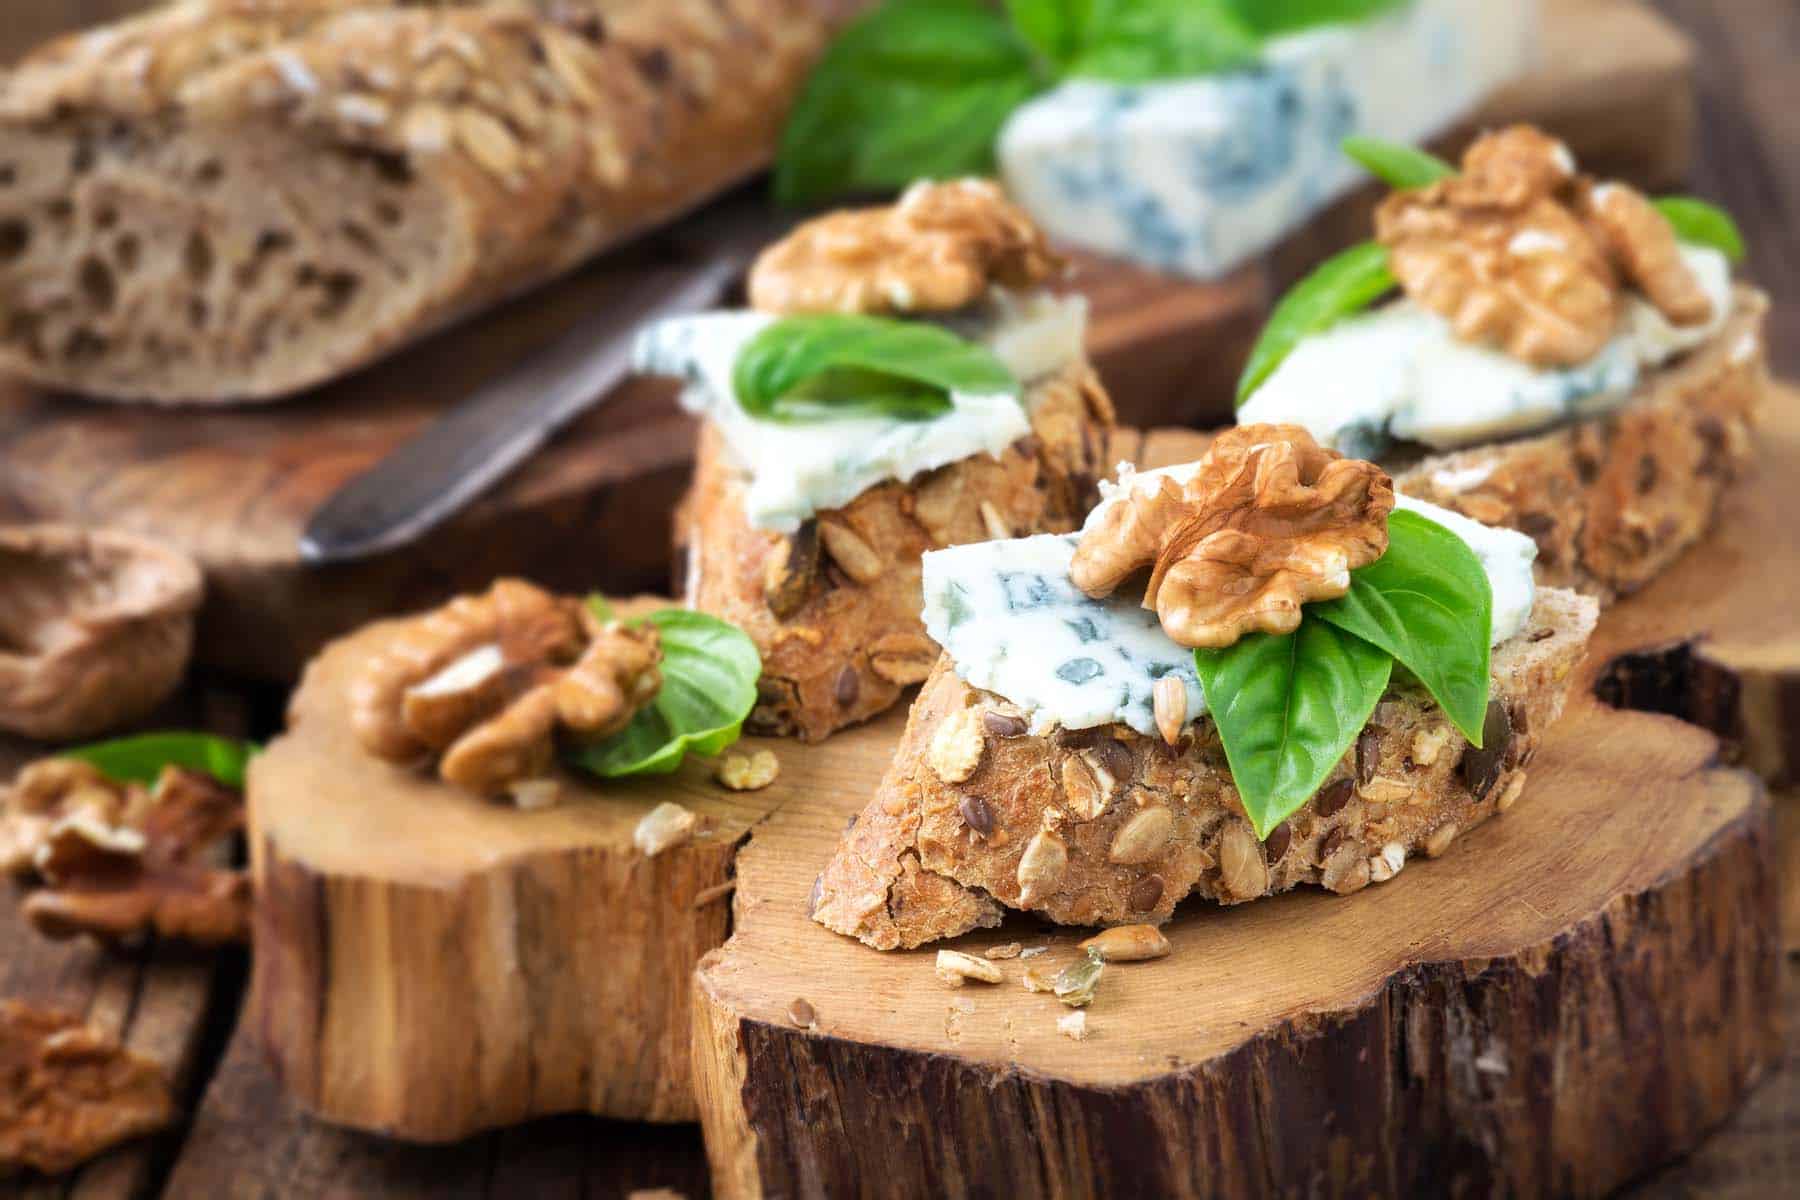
<box><xmin>0</xmin><ymin>0</ymin><xmax>863</xmax><ymax>402</ymax></box>
<box><xmin>678</xmin><ymin>362</ymin><xmax>1116</xmax><ymax>743</ymax></box>
<box><xmin>1397</xmin><ymin>286</ymin><xmax>1769</xmax><ymax>600</ymax></box>
<box><xmin>811</xmin><ymin>587</ymin><xmax>1598</xmax><ymax>950</ymax></box>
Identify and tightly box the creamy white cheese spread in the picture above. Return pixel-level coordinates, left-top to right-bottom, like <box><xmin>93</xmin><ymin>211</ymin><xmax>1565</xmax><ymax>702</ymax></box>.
<box><xmin>633</xmin><ymin>291</ymin><xmax>1088</xmax><ymax>532</ymax></box>
<box><xmin>1239</xmin><ymin>245</ymin><xmax>1733</xmax><ymax>455</ymax></box>
<box><xmin>997</xmin><ymin>0</ymin><xmax>1538</xmax><ymax>279</ymax></box>
<box><xmin>922</xmin><ymin>461</ymin><xmax>1536</xmax><ymax>736</ymax></box>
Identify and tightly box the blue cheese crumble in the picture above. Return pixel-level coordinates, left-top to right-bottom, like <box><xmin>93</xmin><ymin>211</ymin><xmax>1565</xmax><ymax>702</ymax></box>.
<box><xmin>1239</xmin><ymin>245</ymin><xmax>1734</xmax><ymax>454</ymax></box>
<box><xmin>633</xmin><ymin>291</ymin><xmax>1087</xmax><ymax>532</ymax></box>
<box><xmin>998</xmin><ymin>0</ymin><xmax>1537</xmax><ymax>280</ymax></box>
<box><xmin>923</xmin><ymin>462</ymin><xmax>1536</xmax><ymax>736</ymax></box>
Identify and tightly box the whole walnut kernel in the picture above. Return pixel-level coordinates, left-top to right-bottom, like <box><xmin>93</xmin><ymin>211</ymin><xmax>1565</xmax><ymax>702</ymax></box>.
<box><xmin>0</xmin><ymin>762</ymin><xmax>249</xmax><ymax>946</ymax></box>
<box><xmin>352</xmin><ymin>580</ymin><xmax>663</xmax><ymax>798</ymax></box>
<box><xmin>1376</xmin><ymin>124</ymin><xmax>1714</xmax><ymax>367</ymax></box>
<box><xmin>1071</xmin><ymin>425</ymin><xmax>1394</xmax><ymax>649</ymax></box>
<box><xmin>747</xmin><ymin>179</ymin><xmax>1060</xmax><ymax>316</ymax></box>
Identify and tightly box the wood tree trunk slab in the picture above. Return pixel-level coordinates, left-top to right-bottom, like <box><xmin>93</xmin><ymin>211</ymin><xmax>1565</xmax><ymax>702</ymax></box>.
<box><xmin>245</xmin><ymin>609</ymin><xmax>788</xmax><ymax>1141</ymax></box>
<box><xmin>0</xmin><ymin>0</ymin><xmax>1691</xmax><ymax>685</ymax></box>
<box><xmin>688</xmin><ymin>413</ymin><xmax>1797</xmax><ymax>1199</ymax></box>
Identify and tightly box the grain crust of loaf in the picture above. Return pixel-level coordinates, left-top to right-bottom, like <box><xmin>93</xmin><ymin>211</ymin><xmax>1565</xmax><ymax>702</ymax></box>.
<box><xmin>677</xmin><ymin>361</ymin><xmax>1116</xmax><ymax>743</ymax></box>
<box><xmin>811</xmin><ymin>589</ymin><xmax>1598</xmax><ymax>950</ymax></box>
<box><xmin>1398</xmin><ymin>287</ymin><xmax>1769</xmax><ymax>599</ymax></box>
<box><xmin>0</xmin><ymin>0</ymin><xmax>866</xmax><ymax>402</ymax></box>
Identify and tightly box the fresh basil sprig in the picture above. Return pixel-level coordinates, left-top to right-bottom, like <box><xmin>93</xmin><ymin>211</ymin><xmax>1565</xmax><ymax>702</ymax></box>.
<box><xmin>1652</xmin><ymin>196</ymin><xmax>1747</xmax><ymax>263</ymax></box>
<box><xmin>1195</xmin><ymin>617</ymin><xmax>1392</xmax><ymax>840</ymax></box>
<box><xmin>1310</xmin><ymin>511</ymin><xmax>1492</xmax><ymax>741</ymax></box>
<box><xmin>733</xmin><ymin>314</ymin><xmax>1017</xmax><ymax>423</ymax></box>
<box><xmin>570</xmin><ymin>607</ymin><xmax>761</xmax><ymax>779</ymax></box>
<box><xmin>63</xmin><ymin>733</ymin><xmax>261</xmax><ymax>790</ymax></box>
<box><xmin>1235</xmin><ymin>240</ymin><xmax>1395</xmax><ymax>405</ymax></box>
<box><xmin>1341</xmin><ymin>135</ymin><xmax>1456</xmax><ymax>190</ymax></box>
<box><xmin>1192</xmin><ymin>510</ymin><xmax>1493</xmax><ymax>837</ymax></box>
<box><xmin>779</xmin><ymin>0</ymin><xmax>1411</xmax><ymax>207</ymax></box>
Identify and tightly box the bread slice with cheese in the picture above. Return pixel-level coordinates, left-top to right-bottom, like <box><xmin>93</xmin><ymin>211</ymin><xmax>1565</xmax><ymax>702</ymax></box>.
<box><xmin>657</xmin><ymin>181</ymin><xmax>1117</xmax><ymax>742</ymax></box>
<box><xmin>811</xmin><ymin>586</ymin><xmax>1595</xmax><ymax>950</ymax></box>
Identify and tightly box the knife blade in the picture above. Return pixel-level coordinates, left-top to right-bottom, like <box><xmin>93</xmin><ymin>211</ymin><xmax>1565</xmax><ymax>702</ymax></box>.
<box><xmin>300</xmin><ymin>205</ymin><xmax>781</xmax><ymax>564</ymax></box>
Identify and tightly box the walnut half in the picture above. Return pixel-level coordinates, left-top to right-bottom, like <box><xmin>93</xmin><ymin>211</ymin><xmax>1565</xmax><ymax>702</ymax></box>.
<box><xmin>0</xmin><ymin>1000</ymin><xmax>175</xmax><ymax>1177</ymax></box>
<box><xmin>0</xmin><ymin>526</ymin><xmax>202</xmax><ymax>741</ymax></box>
<box><xmin>1070</xmin><ymin>425</ymin><xmax>1394</xmax><ymax>648</ymax></box>
<box><xmin>0</xmin><ymin>759</ymin><xmax>248</xmax><ymax>946</ymax></box>
<box><xmin>747</xmin><ymin>178</ymin><xmax>1061</xmax><ymax>316</ymax></box>
<box><xmin>1376</xmin><ymin>124</ymin><xmax>1714</xmax><ymax>367</ymax></box>
<box><xmin>350</xmin><ymin>580</ymin><xmax>663</xmax><ymax>798</ymax></box>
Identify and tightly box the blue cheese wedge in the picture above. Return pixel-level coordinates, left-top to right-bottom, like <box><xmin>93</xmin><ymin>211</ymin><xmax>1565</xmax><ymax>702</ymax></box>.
<box><xmin>1239</xmin><ymin>245</ymin><xmax>1733</xmax><ymax>455</ymax></box>
<box><xmin>997</xmin><ymin>0</ymin><xmax>1537</xmax><ymax>280</ymax></box>
<box><xmin>634</xmin><ymin>291</ymin><xmax>1087</xmax><ymax>532</ymax></box>
<box><xmin>923</xmin><ymin>462</ymin><xmax>1536</xmax><ymax>736</ymax></box>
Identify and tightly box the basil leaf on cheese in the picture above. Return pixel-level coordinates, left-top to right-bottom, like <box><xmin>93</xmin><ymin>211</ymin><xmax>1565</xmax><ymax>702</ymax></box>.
<box><xmin>1341</xmin><ymin>134</ymin><xmax>1457</xmax><ymax>190</ymax></box>
<box><xmin>1310</xmin><ymin>510</ymin><xmax>1493</xmax><ymax>744</ymax></box>
<box><xmin>1193</xmin><ymin>616</ymin><xmax>1392</xmax><ymax>838</ymax></box>
<box><xmin>774</xmin><ymin>0</ymin><xmax>1043</xmax><ymax>207</ymax></box>
<box><xmin>1653</xmin><ymin>196</ymin><xmax>1747</xmax><ymax>263</ymax></box>
<box><xmin>1228</xmin><ymin>0</ymin><xmax>1408</xmax><ymax>36</ymax></box>
<box><xmin>733</xmin><ymin>314</ymin><xmax>1018</xmax><ymax>423</ymax></box>
<box><xmin>64</xmin><ymin>733</ymin><xmax>261</xmax><ymax>790</ymax></box>
<box><xmin>1005</xmin><ymin>0</ymin><xmax>1095</xmax><ymax>72</ymax></box>
<box><xmin>571</xmin><ymin>608</ymin><xmax>761</xmax><ymax>779</ymax></box>
<box><xmin>1236</xmin><ymin>240</ymin><xmax>1395</xmax><ymax>405</ymax></box>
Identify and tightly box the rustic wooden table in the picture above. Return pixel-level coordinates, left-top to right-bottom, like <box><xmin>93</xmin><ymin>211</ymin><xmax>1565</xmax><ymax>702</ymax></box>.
<box><xmin>2</xmin><ymin>1</ymin><xmax>1798</xmax><ymax>1196</ymax></box>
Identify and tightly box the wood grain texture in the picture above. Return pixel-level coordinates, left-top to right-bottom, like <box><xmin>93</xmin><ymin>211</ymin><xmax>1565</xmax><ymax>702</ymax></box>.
<box><xmin>246</xmin><ymin>603</ymin><xmax>788</xmax><ymax>1139</ymax></box>
<box><xmin>686</xmin><ymin>407</ymin><xmax>1800</xmax><ymax>1200</ymax></box>
<box><xmin>0</xmin><ymin>1</ymin><xmax>1695</xmax><ymax>684</ymax></box>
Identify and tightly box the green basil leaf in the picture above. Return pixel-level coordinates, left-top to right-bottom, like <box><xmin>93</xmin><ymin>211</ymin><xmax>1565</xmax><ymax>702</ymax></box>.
<box><xmin>1236</xmin><ymin>240</ymin><xmax>1395</xmax><ymax>406</ymax></box>
<box><xmin>1193</xmin><ymin>616</ymin><xmax>1392</xmax><ymax>838</ymax></box>
<box><xmin>1066</xmin><ymin>0</ymin><xmax>1260</xmax><ymax>81</ymax></box>
<box><xmin>773</xmin><ymin>0</ymin><xmax>1042</xmax><ymax>207</ymax></box>
<box><xmin>1006</xmin><ymin>0</ymin><xmax>1100</xmax><ymax>70</ymax></box>
<box><xmin>571</xmin><ymin>608</ymin><xmax>762</xmax><ymax>778</ymax></box>
<box><xmin>1228</xmin><ymin>0</ymin><xmax>1408</xmax><ymax>36</ymax></box>
<box><xmin>1310</xmin><ymin>510</ymin><xmax>1492</xmax><ymax>744</ymax></box>
<box><xmin>63</xmin><ymin>733</ymin><xmax>261</xmax><ymax>789</ymax></box>
<box><xmin>733</xmin><ymin>314</ymin><xmax>1017</xmax><ymax>423</ymax></box>
<box><xmin>1653</xmin><ymin>196</ymin><xmax>1747</xmax><ymax>264</ymax></box>
<box><xmin>1341</xmin><ymin>134</ymin><xmax>1457</xmax><ymax>190</ymax></box>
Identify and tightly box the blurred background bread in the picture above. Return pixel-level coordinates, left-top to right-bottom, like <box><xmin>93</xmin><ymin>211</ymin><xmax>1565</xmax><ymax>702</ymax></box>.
<box><xmin>0</xmin><ymin>1</ymin><xmax>864</xmax><ymax>404</ymax></box>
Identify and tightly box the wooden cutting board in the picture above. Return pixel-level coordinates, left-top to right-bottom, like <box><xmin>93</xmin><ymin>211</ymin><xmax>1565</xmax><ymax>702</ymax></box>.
<box><xmin>247</xmin><ymin>387</ymin><xmax>1798</xmax><ymax>1153</ymax></box>
<box><xmin>0</xmin><ymin>0</ymin><xmax>1695</xmax><ymax>682</ymax></box>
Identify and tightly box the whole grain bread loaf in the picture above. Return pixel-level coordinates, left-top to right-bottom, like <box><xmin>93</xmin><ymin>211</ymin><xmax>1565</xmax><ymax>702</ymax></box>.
<box><xmin>812</xmin><ymin>588</ymin><xmax>1598</xmax><ymax>950</ymax></box>
<box><xmin>679</xmin><ymin>361</ymin><xmax>1117</xmax><ymax>744</ymax></box>
<box><xmin>0</xmin><ymin>0</ymin><xmax>865</xmax><ymax>402</ymax></box>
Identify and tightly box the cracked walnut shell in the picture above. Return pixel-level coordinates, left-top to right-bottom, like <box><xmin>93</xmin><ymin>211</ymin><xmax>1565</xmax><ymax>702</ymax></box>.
<box><xmin>351</xmin><ymin>580</ymin><xmax>662</xmax><ymax>797</ymax></box>
<box><xmin>748</xmin><ymin>178</ymin><xmax>1060</xmax><ymax>316</ymax></box>
<box><xmin>0</xmin><ymin>1000</ymin><xmax>175</xmax><ymax>1178</ymax></box>
<box><xmin>1070</xmin><ymin>425</ymin><xmax>1394</xmax><ymax>648</ymax></box>
<box><xmin>0</xmin><ymin>526</ymin><xmax>201</xmax><ymax>741</ymax></box>
<box><xmin>1376</xmin><ymin>124</ymin><xmax>1714</xmax><ymax>367</ymax></box>
<box><xmin>0</xmin><ymin>759</ymin><xmax>249</xmax><ymax>946</ymax></box>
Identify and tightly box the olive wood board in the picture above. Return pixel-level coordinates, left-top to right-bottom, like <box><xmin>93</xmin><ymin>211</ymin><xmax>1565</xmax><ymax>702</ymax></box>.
<box><xmin>0</xmin><ymin>0</ymin><xmax>1693</xmax><ymax>684</ymax></box>
<box><xmin>248</xmin><ymin>386</ymin><xmax>1800</xmax><ymax>1166</ymax></box>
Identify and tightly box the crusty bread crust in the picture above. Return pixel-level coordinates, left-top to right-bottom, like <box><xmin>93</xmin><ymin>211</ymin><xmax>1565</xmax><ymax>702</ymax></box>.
<box><xmin>678</xmin><ymin>362</ymin><xmax>1117</xmax><ymax>743</ymax></box>
<box><xmin>812</xmin><ymin>588</ymin><xmax>1598</xmax><ymax>950</ymax></box>
<box><xmin>1398</xmin><ymin>286</ymin><xmax>1770</xmax><ymax>599</ymax></box>
<box><xmin>0</xmin><ymin>0</ymin><xmax>867</xmax><ymax>402</ymax></box>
